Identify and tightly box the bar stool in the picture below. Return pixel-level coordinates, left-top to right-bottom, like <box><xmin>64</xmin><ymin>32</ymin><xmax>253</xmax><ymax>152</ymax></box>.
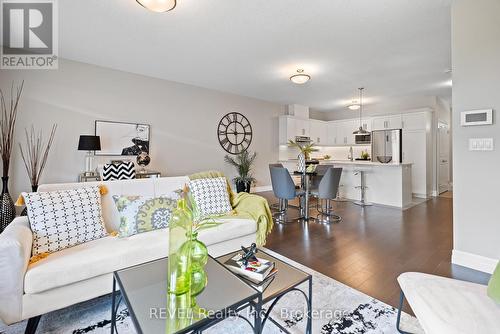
<box><xmin>310</xmin><ymin>167</ymin><xmax>343</xmax><ymax>224</ymax></box>
<box><xmin>269</xmin><ymin>166</ymin><xmax>305</xmax><ymax>224</ymax></box>
<box><xmin>353</xmin><ymin>167</ymin><xmax>373</xmax><ymax>206</ymax></box>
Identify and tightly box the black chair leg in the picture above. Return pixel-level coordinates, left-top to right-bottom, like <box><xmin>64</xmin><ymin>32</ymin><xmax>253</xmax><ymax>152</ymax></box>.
<box><xmin>396</xmin><ymin>290</ymin><xmax>413</xmax><ymax>334</ymax></box>
<box><xmin>25</xmin><ymin>315</ymin><xmax>41</xmax><ymax>334</ymax></box>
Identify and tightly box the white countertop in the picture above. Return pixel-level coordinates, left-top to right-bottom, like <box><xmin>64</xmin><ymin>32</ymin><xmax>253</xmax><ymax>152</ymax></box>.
<box><xmin>278</xmin><ymin>159</ymin><xmax>412</xmax><ymax>167</ymax></box>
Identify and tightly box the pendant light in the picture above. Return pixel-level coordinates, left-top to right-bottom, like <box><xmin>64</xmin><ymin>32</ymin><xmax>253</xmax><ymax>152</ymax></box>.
<box><xmin>136</xmin><ymin>0</ymin><xmax>176</xmax><ymax>12</ymax></box>
<box><xmin>353</xmin><ymin>87</ymin><xmax>369</xmax><ymax>134</ymax></box>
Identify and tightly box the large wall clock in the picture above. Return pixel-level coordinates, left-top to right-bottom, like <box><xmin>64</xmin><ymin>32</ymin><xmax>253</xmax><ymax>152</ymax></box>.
<box><xmin>217</xmin><ymin>112</ymin><xmax>253</xmax><ymax>154</ymax></box>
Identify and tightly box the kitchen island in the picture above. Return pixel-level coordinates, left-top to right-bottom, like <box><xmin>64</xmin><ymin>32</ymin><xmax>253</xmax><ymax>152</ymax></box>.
<box><xmin>279</xmin><ymin>160</ymin><xmax>413</xmax><ymax>209</ymax></box>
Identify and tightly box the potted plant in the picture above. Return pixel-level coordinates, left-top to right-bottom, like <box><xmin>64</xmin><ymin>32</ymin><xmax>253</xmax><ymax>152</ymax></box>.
<box><xmin>287</xmin><ymin>140</ymin><xmax>319</xmax><ymax>160</ymax></box>
<box><xmin>224</xmin><ymin>150</ymin><xmax>257</xmax><ymax>193</ymax></box>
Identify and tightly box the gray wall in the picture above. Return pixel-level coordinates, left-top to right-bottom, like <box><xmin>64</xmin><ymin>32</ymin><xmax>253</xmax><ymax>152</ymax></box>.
<box><xmin>0</xmin><ymin>59</ymin><xmax>284</xmax><ymax>198</ymax></box>
<box><xmin>452</xmin><ymin>0</ymin><xmax>500</xmax><ymax>262</ymax></box>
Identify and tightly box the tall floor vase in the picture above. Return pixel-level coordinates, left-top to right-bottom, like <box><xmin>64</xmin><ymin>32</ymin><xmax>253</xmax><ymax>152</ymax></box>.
<box><xmin>0</xmin><ymin>176</ymin><xmax>16</xmax><ymax>234</ymax></box>
<box><xmin>20</xmin><ymin>185</ymin><xmax>38</xmax><ymax>216</ymax></box>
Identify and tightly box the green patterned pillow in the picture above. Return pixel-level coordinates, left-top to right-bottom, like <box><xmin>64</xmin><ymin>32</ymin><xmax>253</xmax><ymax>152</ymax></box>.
<box><xmin>113</xmin><ymin>194</ymin><xmax>179</xmax><ymax>237</ymax></box>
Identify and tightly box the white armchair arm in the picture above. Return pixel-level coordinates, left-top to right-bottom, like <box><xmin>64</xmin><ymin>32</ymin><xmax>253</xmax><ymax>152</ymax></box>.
<box><xmin>0</xmin><ymin>216</ymin><xmax>32</xmax><ymax>325</ymax></box>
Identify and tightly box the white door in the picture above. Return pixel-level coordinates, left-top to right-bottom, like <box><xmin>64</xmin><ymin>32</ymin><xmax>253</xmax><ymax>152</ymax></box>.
<box><xmin>438</xmin><ymin>123</ymin><xmax>450</xmax><ymax>193</ymax></box>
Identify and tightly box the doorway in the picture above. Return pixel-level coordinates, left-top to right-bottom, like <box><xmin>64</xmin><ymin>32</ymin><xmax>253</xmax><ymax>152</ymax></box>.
<box><xmin>437</xmin><ymin>121</ymin><xmax>451</xmax><ymax>194</ymax></box>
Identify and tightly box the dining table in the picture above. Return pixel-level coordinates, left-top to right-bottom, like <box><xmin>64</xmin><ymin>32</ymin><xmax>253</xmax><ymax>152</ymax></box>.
<box><xmin>293</xmin><ymin>170</ymin><xmax>317</xmax><ymax>221</ymax></box>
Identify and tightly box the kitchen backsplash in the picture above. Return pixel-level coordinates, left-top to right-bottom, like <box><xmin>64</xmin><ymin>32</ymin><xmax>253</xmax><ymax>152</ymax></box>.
<box><xmin>279</xmin><ymin>145</ymin><xmax>371</xmax><ymax>161</ymax></box>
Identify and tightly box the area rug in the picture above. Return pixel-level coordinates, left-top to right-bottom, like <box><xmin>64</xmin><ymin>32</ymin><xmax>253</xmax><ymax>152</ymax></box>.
<box><xmin>0</xmin><ymin>249</ymin><xmax>423</xmax><ymax>334</ymax></box>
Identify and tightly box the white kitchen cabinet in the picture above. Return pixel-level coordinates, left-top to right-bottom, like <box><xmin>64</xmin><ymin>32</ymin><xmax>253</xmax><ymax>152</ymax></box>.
<box><xmin>327</xmin><ymin>122</ymin><xmax>339</xmax><ymax>145</ymax></box>
<box><xmin>310</xmin><ymin>120</ymin><xmax>327</xmax><ymax>145</ymax></box>
<box><xmin>402</xmin><ymin>112</ymin><xmax>428</xmax><ymax>131</ymax></box>
<box><xmin>336</xmin><ymin>120</ymin><xmax>357</xmax><ymax>145</ymax></box>
<box><xmin>372</xmin><ymin>115</ymin><xmax>402</xmax><ymax>130</ymax></box>
<box><xmin>362</xmin><ymin>118</ymin><xmax>372</xmax><ymax>132</ymax></box>
<box><xmin>279</xmin><ymin>116</ymin><xmax>311</xmax><ymax>144</ymax></box>
<box><xmin>387</xmin><ymin>115</ymin><xmax>402</xmax><ymax>129</ymax></box>
<box><xmin>295</xmin><ymin>119</ymin><xmax>310</xmax><ymax>137</ymax></box>
<box><xmin>278</xmin><ymin>116</ymin><xmax>296</xmax><ymax>144</ymax></box>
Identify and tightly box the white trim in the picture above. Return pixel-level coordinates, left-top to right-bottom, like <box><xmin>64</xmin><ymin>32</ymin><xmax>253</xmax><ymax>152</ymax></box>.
<box><xmin>452</xmin><ymin>250</ymin><xmax>499</xmax><ymax>274</ymax></box>
<box><xmin>251</xmin><ymin>185</ymin><xmax>272</xmax><ymax>193</ymax></box>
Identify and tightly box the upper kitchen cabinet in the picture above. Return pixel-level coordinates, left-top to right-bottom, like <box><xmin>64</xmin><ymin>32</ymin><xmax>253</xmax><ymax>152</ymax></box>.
<box><xmin>402</xmin><ymin>111</ymin><xmax>430</xmax><ymax>131</ymax></box>
<box><xmin>327</xmin><ymin>122</ymin><xmax>338</xmax><ymax>145</ymax></box>
<box><xmin>336</xmin><ymin>119</ymin><xmax>357</xmax><ymax>145</ymax></box>
<box><xmin>279</xmin><ymin>116</ymin><xmax>296</xmax><ymax>144</ymax></box>
<box><xmin>279</xmin><ymin>116</ymin><xmax>311</xmax><ymax>144</ymax></box>
<box><xmin>309</xmin><ymin>120</ymin><xmax>327</xmax><ymax>145</ymax></box>
<box><xmin>295</xmin><ymin>118</ymin><xmax>310</xmax><ymax>137</ymax></box>
<box><xmin>372</xmin><ymin>115</ymin><xmax>403</xmax><ymax>130</ymax></box>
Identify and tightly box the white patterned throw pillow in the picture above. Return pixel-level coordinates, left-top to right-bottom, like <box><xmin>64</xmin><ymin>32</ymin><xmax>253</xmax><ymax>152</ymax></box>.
<box><xmin>188</xmin><ymin>177</ymin><xmax>232</xmax><ymax>217</ymax></box>
<box><xmin>23</xmin><ymin>186</ymin><xmax>108</xmax><ymax>256</ymax></box>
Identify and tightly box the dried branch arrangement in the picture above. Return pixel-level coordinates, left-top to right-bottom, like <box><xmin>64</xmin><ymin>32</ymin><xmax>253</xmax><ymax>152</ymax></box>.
<box><xmin>19</xmin><ymin>125</ymin><xmax>57</xmax><ymax>187</ymax></box>
<box><xmin>0</xmin><ymin>81</ymin><xmax>24</xmax><ymax>177</ymax></box>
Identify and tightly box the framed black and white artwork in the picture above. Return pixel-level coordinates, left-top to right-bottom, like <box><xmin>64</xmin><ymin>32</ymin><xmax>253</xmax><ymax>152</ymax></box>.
<box><xmin>95</xmin><ymin>120</ymin><xmax>150</xmax><ymax>156</ymax></box>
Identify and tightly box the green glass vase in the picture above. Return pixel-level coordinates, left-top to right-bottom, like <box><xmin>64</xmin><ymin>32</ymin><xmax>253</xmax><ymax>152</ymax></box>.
<box><xmin>167</xmin><ymin>198</ymin><xmax>193</xmax><ymax>295</ymax></box>
<box><xmin>189</xmin><ymin>232</ymin><xmax>208</xmax><ymax>300</ymax></box>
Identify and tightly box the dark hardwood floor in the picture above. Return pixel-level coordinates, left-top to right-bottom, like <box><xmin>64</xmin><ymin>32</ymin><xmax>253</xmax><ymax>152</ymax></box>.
<box><xmin>261</xmin><ymin>192</ymin><xmax>488</xmax><ymax>313</ymax></box>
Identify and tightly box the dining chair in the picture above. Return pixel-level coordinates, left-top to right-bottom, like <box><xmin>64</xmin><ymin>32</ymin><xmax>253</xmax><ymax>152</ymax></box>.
<box><xmin>310</xmin><ymin>167</ymin><xmax>343</xmax><ymax>224</ymax></box>
<box><xmin>269</xmin><ymin>166</ymin><xmax>305</xmax><ymax>224</ymax></box>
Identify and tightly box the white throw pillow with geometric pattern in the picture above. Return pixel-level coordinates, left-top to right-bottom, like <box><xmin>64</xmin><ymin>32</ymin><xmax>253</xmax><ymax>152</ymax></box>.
<box><xmin>23</xmin><ymin>186</ymin><xmax>108</xmax><ymax>256</ymax></box>
<box><xmin>188</xmin><ymin>177</ymin><xmax>232</xmax><ymax>217</ymax></box>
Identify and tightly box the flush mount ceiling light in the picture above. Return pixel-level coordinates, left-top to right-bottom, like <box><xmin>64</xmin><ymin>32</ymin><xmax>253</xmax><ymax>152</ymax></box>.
<box><xmin>290</xmin><ymin>69</ymin><xmax>311</xmax><ymax>84</ymax></box>
<box><xmin>352</xmin><ymin>87</ymin><xmax>370</xmax><ymax>135</ymax></box>
<box><xmin>136</xmin><ymin>0</ymin><xmax>176</xmax><ymax>12</ymax></box>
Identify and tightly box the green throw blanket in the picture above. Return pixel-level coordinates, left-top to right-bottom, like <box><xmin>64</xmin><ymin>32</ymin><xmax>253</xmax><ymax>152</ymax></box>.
<box><xmin>189</xmin><ymin>171</ymin><xmax>273</xmax><ymax>246</ymax></box>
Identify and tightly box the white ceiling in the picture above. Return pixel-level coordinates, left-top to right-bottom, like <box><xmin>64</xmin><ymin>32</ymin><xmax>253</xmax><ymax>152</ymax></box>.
<box><xmin>59</xmin><ymin>0</ymin><xmax>452</xmax><ymax>112</ymax></box>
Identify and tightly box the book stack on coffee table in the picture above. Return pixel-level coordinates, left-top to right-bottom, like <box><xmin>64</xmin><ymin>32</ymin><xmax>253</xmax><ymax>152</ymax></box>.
<box><xmin>223</xmin><ymin>253</ymin><xmax>278</xmax><ymax>291</ymax></box>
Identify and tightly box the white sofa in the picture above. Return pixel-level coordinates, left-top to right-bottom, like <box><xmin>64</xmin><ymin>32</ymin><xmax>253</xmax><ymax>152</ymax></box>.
<box><xmin>0</xmin><ymin>176</ymin><xmax>257</xmax><ymax>328</ymax></box>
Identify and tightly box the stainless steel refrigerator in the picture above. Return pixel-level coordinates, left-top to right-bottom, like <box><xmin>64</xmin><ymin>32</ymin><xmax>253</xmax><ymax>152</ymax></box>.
<box><xmin>371</xmin><ymin>129</ymin><xmax>402</xmax><ymax>163</ymax></box>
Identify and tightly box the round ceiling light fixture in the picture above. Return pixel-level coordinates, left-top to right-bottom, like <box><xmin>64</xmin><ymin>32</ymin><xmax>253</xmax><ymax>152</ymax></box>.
<box><xmin>290</xmin><ymin>69</ymin><xmax>311</xmax><ymax>84</ymax></box>
<box><xmin>348</xmin><ymin>101</ymin><xmax>361</xmax><ymax>110</ymax></box>
<box><xmin>136</xmin><ymin>0</ymin><xmax>176</xmax><ymax>12</ymax></box>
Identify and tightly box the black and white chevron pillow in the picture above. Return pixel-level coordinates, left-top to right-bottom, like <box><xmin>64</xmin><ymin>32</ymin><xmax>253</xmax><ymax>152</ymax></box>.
<box><xmin>188</xmin><ymin>177</ymin><xmax>232</xmax><ymax>217</ymax></box>
<box><xmin>102</xmin><ymin>161</ymin><xmax>136</xmax><ymax>181</ymax></box>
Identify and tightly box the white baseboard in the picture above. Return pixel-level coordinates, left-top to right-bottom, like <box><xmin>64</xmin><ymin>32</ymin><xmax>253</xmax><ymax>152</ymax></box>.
<box><xmin>452</xmin><ymin>250</ymin><xmax>499</xmax><ymax>274</ymax></box>
<box><xmin>252</xmin><ymin>185</ymin><xmax>272</xmax><ymax>193</ymax></box>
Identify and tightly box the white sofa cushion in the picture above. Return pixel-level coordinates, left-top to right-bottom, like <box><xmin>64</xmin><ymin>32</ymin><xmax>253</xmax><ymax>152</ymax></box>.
<box><xmin>24</xmin><ymin>218</ymin><xmax>256</xmax><ymax>294</ymax></box>
<box><xmin>398</xmin><ymin>272</ymin><xmax>500</xmax><ymax>334</ymax></box>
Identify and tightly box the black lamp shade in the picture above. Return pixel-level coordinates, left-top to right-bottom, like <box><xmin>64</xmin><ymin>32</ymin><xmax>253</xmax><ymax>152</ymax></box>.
<box><xmin>78</xmin><ymin>135</ymin><xmax>101</xmax><ymax>151</ymax></box>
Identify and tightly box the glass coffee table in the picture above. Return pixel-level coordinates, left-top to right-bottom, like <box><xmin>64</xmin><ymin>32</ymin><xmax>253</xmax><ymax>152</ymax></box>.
<box><xmin>111</xmin><ymin>256</ymin><xmax>261</xmax><ymax>334</ymax></box>
<box><xmin>111</xmin><ymin>250</ymin><xmax>311</xmax><ymax>334</ymax></box>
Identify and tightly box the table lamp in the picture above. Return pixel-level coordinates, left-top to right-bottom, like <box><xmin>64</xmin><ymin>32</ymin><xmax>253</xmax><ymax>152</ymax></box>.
<box><xmin>78</xmin><ymin>135</ymin><xmax>101</xmax><ymax>176</ymax></box>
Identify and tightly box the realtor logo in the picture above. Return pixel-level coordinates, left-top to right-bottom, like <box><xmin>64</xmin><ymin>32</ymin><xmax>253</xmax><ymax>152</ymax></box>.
<box><xmin>1</xmin><ymin>0</ymin><xmax>58</xmax><ymax>69</ymax></box>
